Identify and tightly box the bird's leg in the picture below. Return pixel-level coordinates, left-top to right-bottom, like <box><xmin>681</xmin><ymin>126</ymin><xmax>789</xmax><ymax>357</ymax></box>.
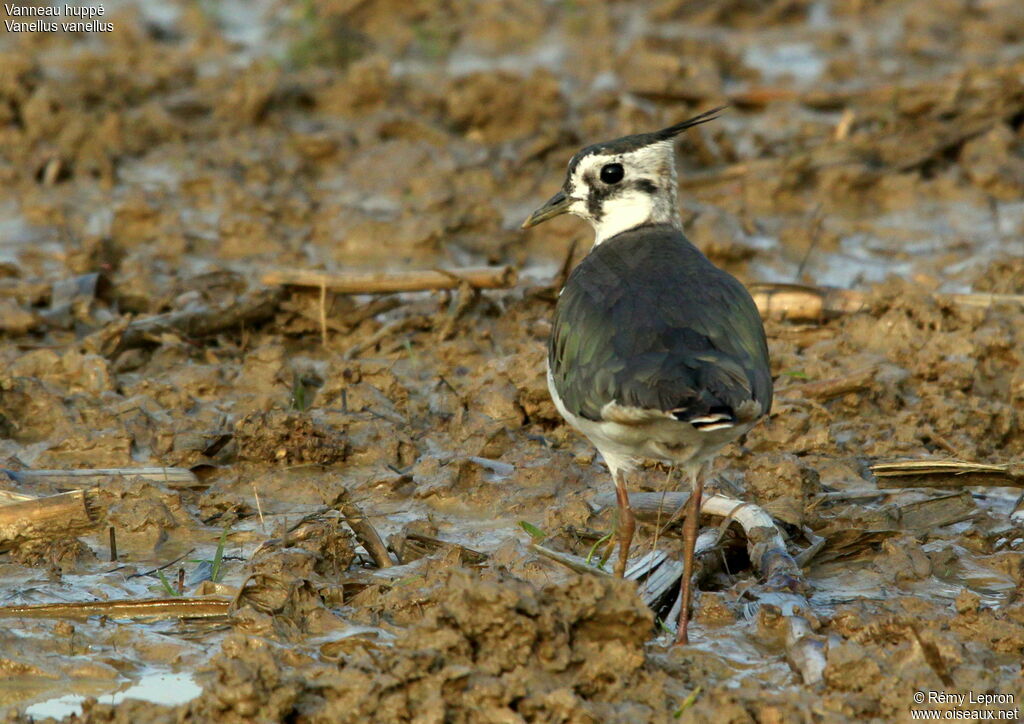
<box><xmin>613</xmin><ymin>470</ymin><xmax>635</xmax><ymax>578</ymax></box>
<box><xmin>676</xmin><ymin>466</ymin><xmax>704</xmax><ymax>644</ymax></box>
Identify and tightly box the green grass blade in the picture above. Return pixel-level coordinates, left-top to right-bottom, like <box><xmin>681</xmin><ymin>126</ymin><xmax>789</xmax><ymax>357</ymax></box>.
<box><xmin>586</xmin><ymin>531</ymin><xmax>613</xmax><ymax>566</ymax></box>
<box><xmin>518</xmin><ymin>521</ymin><xmax>546</xmax><ymax>542</ymax></box>
<box><xmin>673</xmin><ymin>686</ymin><xmax>702</xmax><ymax>717</ymax></box>
<box><xmin>155</xmin><ymin>570</ymin><xmax>178</xmax><ymax>597</ymax></box>
<box><xmin>211</xmin><ymin>526</ymin><xmax>229</xmax><ymax>583</ymax></box>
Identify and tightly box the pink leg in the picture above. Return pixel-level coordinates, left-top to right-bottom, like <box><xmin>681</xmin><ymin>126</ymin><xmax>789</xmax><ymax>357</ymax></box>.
<box><xmin>676</xmin><ymin>469</ymin><xmax>704</xmax><ymax>644</ymax></box>
<box><xmin>613</xmin><ymin>471</ymin><xmax>635</xmax><ymax>578</ymax></box>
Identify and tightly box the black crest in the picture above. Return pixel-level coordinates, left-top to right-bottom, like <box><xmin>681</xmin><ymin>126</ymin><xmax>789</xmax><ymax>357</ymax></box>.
<box><xmin>565</xmin><ymin>105</ymin><xmax>727</xmax><ymax>179</ymax></box>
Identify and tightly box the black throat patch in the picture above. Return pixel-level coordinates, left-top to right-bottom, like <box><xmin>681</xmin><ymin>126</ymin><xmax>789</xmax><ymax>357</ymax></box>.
<box><xmin>583</xmin><ymin>175</ymin><xmax>659</xmax><ymax>223</ymax></box>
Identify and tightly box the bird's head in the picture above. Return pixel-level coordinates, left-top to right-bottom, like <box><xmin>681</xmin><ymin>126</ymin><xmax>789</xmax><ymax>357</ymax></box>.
<box><xmin>522</xmin><ymin>106</ymin><xmax>725</xmax><ymax>245</ymax></box>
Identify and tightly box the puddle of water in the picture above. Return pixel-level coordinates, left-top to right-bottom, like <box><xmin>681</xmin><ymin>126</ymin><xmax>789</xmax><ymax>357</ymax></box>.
<box><xmin>24</xmin><ymin>671</ymin><xmax>202</xmax><ymax>719</ymax></box>
<box><xmin>744</xmin><ymin>42</ymin><xmax>825</xmax><ymax>84</ymax></box>
<box><xmin>446</xmin><ymin>35</ymin><xmax>567</xmax><ymax>77</ymax></box>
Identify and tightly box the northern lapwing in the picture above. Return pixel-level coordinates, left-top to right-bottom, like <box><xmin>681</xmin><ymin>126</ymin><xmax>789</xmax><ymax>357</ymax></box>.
<box><xmin>522</xmin><ymin>107</ymin><xmax>772</xmax><ymax>642</ymax></box>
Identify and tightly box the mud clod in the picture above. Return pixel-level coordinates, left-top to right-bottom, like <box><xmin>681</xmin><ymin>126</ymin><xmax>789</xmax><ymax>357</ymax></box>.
<box><xmin>234</xmin><ymin>411</ymin><xmax>349</xmax><ymax>465</ymax></box>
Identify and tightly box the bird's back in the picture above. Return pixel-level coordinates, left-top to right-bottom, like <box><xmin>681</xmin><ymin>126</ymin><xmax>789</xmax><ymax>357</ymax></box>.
<box><xmin>549</xmin><ymin>224</ymin><xmax>772</xmax><ymax>426</ymax></box>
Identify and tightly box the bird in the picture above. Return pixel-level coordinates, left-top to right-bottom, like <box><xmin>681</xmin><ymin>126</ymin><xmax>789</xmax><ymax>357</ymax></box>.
<box><xmin>521</xmin><ymin>107</ymin><xmax>772</xmax><ymax>643</ymax></box>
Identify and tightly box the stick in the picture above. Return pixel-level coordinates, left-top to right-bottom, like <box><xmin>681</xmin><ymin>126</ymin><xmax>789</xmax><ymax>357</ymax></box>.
<box><xmin>343</xmin><ymin>314</ymin><xmax>432</xmax><ymax>360</ymax></box>
<box><xmin>749</xmin><ymin>283</ymin><xmax>1024</xmax><ymax>323</ymax></box>
<box><xmin>338</xmin><ymin>296</ymin><xmax>402</xmax><ymax>328</ymax></box>
<box><xmin>262</xmin><ymin>266</ymin><xmax>518</xmax><ymax>294</ymax></box>
<box><xmin>0</xmin><ymin>597</ymin><xmax>231</xmax><ymax>621</ymax></box>
<box><xmin>530</xmin><ymin>543</ymin><xmax>703</xmax><ymax>595</ymax></box>
<box><xmin>1</xmin><ymin>467</ymin><xmax>200</xmax><ymax>490</ymax></box>
<box><xmin>894</xmin><ymin>492</ymin><xmax>976</xmax><ymax>532</ymax></box>
<box><xmin>872</xmin><ymin>460</ymin><xmax>1024</xmax><ymax>489</ymax></box>
<box><xmin>104</xmin><ymin>287</ymin><xmax>283</xmax><ymax>357</ymax></box>
<box><xmin>530</xmin><ymin>543</ymin><xmax>613</xmax><ymax>577</ymax></box>
<box><xmin>396</xmin><ymin>533</ymin><xmax>488</xmax><ymax>565</ymax></box>
<box><xmin>0</xmin><ymin>490</ymin><xmax>101</xmax><ymax>551</ymax></box>
<box><xmin>126</xmin><ymin>548</ymin><xmax>196</xmax><ymax>580</ymax></box>
<box><xmin>0</xmin><ymin>490</ymin><xmax>36</xmax><ymax>504</ymax></box>
<box><xmin>932</xmin><ymin>292</ymin><xmax>1024</xmax><ymax>309</ymax></box>
<box><xmin>338</xmin><ymin>503</ymin><xmax>393</xmax><ymax>568</ymax></box>
<box><xmin>780</xmin><ymin>366</ymin><xmax>878</xmax><ymax>401</ymax></box>
<box><xmin>749</xmin><ymin>283</ymin><xmax>867</xmax><ymax>322</ymax></box>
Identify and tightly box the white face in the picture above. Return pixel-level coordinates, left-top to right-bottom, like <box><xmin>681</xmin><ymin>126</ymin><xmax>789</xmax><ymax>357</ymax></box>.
<box><xmin>579</xmin><ymin>188</ymin><xmax>657</xmax><ymax>244</ymax></box>
<box><xmin>564</xmin><ymin>141</ymin><xmax>679</xmax><ymax>245</ymax></box>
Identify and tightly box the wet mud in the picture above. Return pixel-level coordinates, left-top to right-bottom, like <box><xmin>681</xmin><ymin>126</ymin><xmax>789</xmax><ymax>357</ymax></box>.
<box><xmin>1</xmin><ymin>0</ymin><xmax>1023</xmax><ymax>722</ymax></box>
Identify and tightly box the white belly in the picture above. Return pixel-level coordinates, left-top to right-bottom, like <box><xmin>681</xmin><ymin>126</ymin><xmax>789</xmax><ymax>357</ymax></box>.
<box><xmin>546</xmin><ymin>365</ymin><xmax>751</xmax><ymax>479</ymax></box>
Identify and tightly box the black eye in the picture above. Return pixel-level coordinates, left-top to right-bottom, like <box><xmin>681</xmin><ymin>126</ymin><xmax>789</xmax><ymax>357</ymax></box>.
<box><xmin>600</xmin><ymin>163</ymin><xmax>624</xmax><ymax>185</ymax></box>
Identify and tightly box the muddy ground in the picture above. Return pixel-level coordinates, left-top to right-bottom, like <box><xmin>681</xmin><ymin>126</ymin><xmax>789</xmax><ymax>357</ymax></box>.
<box><xmin>1</xmin><ymin>0</ymin><xmax>1023</xmax><ymax>721</ymax></box>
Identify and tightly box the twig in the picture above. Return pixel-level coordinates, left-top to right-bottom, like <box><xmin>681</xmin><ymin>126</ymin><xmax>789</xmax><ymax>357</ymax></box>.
<box><xmin>749</xmin><ymin>283</ymin><xmax>866</xmax><ymax>322</ymax></box>
<box><xmin>127</xmin><ymin>549</ymin><xmax>196</xmax><ymax>579</ymax></box>
<box><xmin>872</xmin><ymin>460</ymin><xmax>1024</xmax><ymax>489</ymax></box>
<box><xmin>780</xmin><ymin>366</ymin><xmax>878</xmax><ymax>401</ymax></box>
<box><xmin>337</xmin><ymin>501</ymin><xmax>393</xmax><ymax>568</ymax></box>
<box><xmin>338</xmin><ymin>296</ymin><xmax>403</xmax><ymax>328</ymax></box>
<box><xmin>794</xmin><ymin>205</ymin><xmax>825</xmax><ymax>282</ymax></box>
<box><xmin>396</xmin><ymin>533</ymin><xmax>488</xmax><ymax>565</ymax></box>
<box><xmin>0</xmin><ymin>597</ymin><xmax>231</xmax><ymax>621</ymax></box>
<box><xmin>834</xmin><ymin>108</ymin><xmax>856</xmax><ymax>141</ymax></box>
<box><xmin>343</xmin><ymin>314</ymin><xmax>432</xmax><ymax>360</ymax></box>
<box><xmin>0</xmin><ymin>490</ymin><xmax>101</xmax><ymax>552</ymax></box>
<box><xmin>749</xmin><ymin>283</ymin><xmax>1024</xmax><ymax>323</ymax></box>
<box><xmin>102</xmin><ymin>287</ymin><xmax>283</xmax><ymax>357</ymax></box>
<box><xmin>1</xmin><ymin>467</ymin><xmax>200</xmax><ymax>490</ymax></box>
<box><xmin>0</xmin><ymin>490</ymin><xmax>36</xmax><ymax>504</ymax></box>
<box><xmin>530</xmin><ymin>543</ymin><xmax>612</xmax><ymax>577</ymax></box>
<box><xmin>252</xmin><ymin>484</ymin><xmax>265</xmax><ymax>529</ymax></box>
<box><xmin>262</xmin><ymin>266</ymin><xmax>518</xmax><ymax>294</ymax></box>
<box><xmin>933</xmin><ymin>292</ymin><xmax>1024</xmax><ymax>309</ymax></box>
<box><xmin>435</xmin><ymin>279</ymin><xmax>477</xmax><ymax>341</ymax></box>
